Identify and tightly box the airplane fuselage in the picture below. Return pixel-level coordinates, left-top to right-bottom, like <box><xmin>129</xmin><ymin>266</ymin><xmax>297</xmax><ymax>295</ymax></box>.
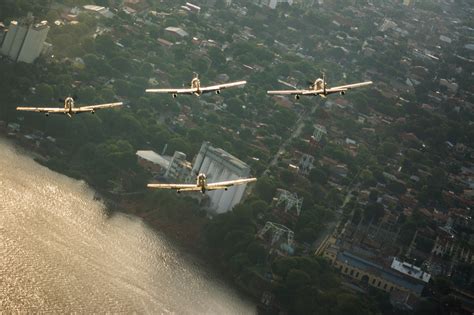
<box><xmin>196</xmin><ymin>173</ymin><xmax>207</xmax><ymax>193</ymax></box>
<box><xmin>191</xmin><ymin>78</ymin><xmax>202</xmax><ymax>96</ymax></box>
<box><xmin>313</xmin><ymin>78</ymin><xmax>327</xmax><ymax>97</ymax></box>
<box><xmin>64</xmin><ymin>97</ymin><xmax>75</xmax><ymax>117</ymax></box>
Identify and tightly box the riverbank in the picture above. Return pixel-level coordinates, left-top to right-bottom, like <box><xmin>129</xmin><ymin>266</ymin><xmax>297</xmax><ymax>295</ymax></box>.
<box><xmin>1</xmin><ymin>132</ymin><xmax>261</xmax><ymax>310</ymax></box>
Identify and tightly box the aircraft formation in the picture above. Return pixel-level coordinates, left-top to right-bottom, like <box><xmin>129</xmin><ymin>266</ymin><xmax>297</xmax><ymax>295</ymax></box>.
<box><xmin>17</xmin><ymin>72</ymin><xmax>372</xmax><ymax>194</ymax></box>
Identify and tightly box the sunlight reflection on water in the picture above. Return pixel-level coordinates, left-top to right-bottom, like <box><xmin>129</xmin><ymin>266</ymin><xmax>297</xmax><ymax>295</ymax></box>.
<box><xmin>0</xmin><ymin>139</ymin><xmax>255</xmax><ymax>314</ymax></box>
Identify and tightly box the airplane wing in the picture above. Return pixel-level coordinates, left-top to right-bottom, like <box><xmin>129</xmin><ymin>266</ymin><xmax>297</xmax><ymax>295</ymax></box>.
<box><xmin>147</xmin><ymin>183</ymin><xmax>199</xmax><ymax>190</ymax></box>
<box><xmin>267</xmin><ymin>89</ymin><xmax>310</xmax><ymax>95</ymax></box>
<box><xmin>323</xmin><ymin>81</ymin><xmax>373</xmax><ymax>95</ymax></box>
<box><xmin>76</xmin><ymin>102</ymin><xmax>123</xmax><ymax>112</ymax></box>
<box><xmin>302</xmin><ymin>89</ymin><xmax>324</xmax><ymax>95</ymax></box>
<box><xmin>145</xmin><ymin>88</ymin><xmax>197</xmax><ymax>95</ymax></box>
<box><xmin>206</xmin><ymin>178</ymin><xmax>257</xmax><ymax>190</ymax></box>
<box><xmin>16</xmin><ymin>107</ymin><xmax>67</xmax><ymax>113</ymax></box>
<box><xmin>200</xmin><ymin>81</ymin><xmax>247</xmax><ymax>94</ymax></box>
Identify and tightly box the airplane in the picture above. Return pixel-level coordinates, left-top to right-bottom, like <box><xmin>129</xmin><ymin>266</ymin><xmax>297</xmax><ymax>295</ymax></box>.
<box><xmin>16</xmin><ymin>96</ymin><xmax>123</xmax><ymax>117</ymax></box>
<box><xmin>147</xmin><ymin>173</ymin><xmax>257</xmax><ymax>194</ymax></box>
<box><xmin>267</xmin><ymin>74</ymin><xmax>373</xmax><ymax>99</ymax></box>
<box><xmin>145</xmin><ymin>73</ymin><xmax>246</xmax><ymax>97</ymax></box>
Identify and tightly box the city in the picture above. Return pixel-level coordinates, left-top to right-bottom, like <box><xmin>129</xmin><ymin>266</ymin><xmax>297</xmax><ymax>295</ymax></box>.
<box><xmin>0</xmin><ymin>0</ymin><xmax>473</xmax><ymax>313</ymax></box>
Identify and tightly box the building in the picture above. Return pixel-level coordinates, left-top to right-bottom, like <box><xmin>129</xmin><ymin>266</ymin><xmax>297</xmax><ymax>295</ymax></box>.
<box><xmin>123</xmin><ymin>0</ymin><xmax>149</xmax><ymax>12</ymax></box>
<box><xmin>391</xmin><ymin>258</ymin><xmax>431</xmax><ymax>283</ymax></box>
<box><xmin>165</xmin><ymin>27</ymin><xmax>189</xmax><ymax>38</ymax></box>
<box><xmin>0</xmin><ymin>22</ymin><xmax>6</xmax><ymax>46</ymax></box>
<box><xmin>165</xmin><ymin>151</ymin><xmax>192</xmax><ymax>181</ymax></box>
<box><xmin>83</xmin><ymin>5</ymin><xmax>114</xmax><ymax>18</ymax></box>
<box><xmin>191</xmin><ymin>141</ymin><xmax>252</xmax><ymax>213</ymax></box>
<box><xmin>324</xmin><ymin>247</ymin><xmax>427</xmax><ymax>296</ymax></box>
<box><xmin>0</xmin><ymin>15</ymin><xmax>50</xmax><ymax>64</ymax></box>
<box><xmin>183</xmin><ymin>2</ymin><xmax>201</xmax><ymax>13</ymax></box>
<box><xmin>200</xmin><ymin>0</ymin><xmax>232</xmax><ymax>6</ymax></box>
<box><xmin>259</xmin><ymin>0</ymin><xmax>294</xmax><ymax>9</ymax></box>
<box><xmin>136</xmin><ymin>150</ymin><xmax>170</xmax><ymax>175</ymax></box>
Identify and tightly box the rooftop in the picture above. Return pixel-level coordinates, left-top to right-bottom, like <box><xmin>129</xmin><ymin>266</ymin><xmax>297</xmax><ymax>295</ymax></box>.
<box><xmin>207</xmin><ymin>144</ymin><xmax>249</xmax><ymax>171</ymax></box>
<box><xmin>165</xmin><ymin>27</ymin><xmax>189</xmax><ymax>37</ymax></box>
<box><xmin>136</xmin><ymin>150</ymin><xmax>170</xmax><ymax>168</ymax></box>
<box><xmin>391</xmin><ymin>258</ymin><xmax>431</xmax><ymax>283</ymax></box>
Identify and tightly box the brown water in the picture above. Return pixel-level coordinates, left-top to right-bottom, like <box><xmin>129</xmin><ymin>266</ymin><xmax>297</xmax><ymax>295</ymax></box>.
<box><xmin>0</xmin><ymin>139</ymin><xmax>255</xmax><ymax>314</ymax></box>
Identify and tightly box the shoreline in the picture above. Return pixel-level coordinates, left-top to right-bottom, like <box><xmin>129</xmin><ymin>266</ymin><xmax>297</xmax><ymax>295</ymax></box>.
<box><xmin>1</xmin><ymin>133</ymin><xmax>261</xmax><ymax>309</ymax></box>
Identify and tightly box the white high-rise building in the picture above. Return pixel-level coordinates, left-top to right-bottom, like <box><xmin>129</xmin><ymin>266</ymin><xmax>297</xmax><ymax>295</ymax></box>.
<box><xmin>0</xmin><ymin>15</ymin><xmax>50</xmax><ymax>64</ymax></box>
<box><xmin>192</xmin><ymin>141</ymin><xmax>252</xmax><ymax>213</ymax></box>
<box><xmin>165</xmin><ymin>151</ymin><xmax>192</xmax><ymax>180</ymax></box>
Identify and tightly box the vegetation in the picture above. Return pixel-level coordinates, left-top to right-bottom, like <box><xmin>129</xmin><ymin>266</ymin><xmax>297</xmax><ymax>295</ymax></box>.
<box><xmin>1</xmin><ymin>0</ymin><xmax>473</xmax><ymax>313</ymax></box>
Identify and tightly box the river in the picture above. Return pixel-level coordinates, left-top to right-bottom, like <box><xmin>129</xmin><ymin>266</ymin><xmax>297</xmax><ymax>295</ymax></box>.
<box><xmin>0</xmin><ymin>138</ymin><xmax>255</xmax><ymax>314</ymax></box>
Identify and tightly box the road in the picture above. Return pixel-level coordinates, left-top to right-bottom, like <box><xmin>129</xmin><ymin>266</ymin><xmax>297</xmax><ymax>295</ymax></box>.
<box><xmin>263</xmin><ymin>102</ymin><xmax>319</xmax><ymax>175</ymax></box>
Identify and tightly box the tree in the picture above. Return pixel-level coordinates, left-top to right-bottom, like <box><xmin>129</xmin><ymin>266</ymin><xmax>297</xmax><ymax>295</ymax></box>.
<box><xmin>109</xmin><ymin>56</ymin><xmax>133</xmax><ymax>73</ymax></box>
<box><xmin>78</xmin><ymin>86</ymin><xmax>96</xmax><ymax>103</ymax></box>
<box><xmin>249</xmin><ymin>199</ymin><xmax>268</xmax><ymax>215</ymax></box>
<box><xmin>387</xmin><ymin>181</ymin><xmax>407</xmax><ymax>195</ymax></box>
<box><xmin>363</xmin><ymin>203</ymin><xmax>385</xmax><ymax>223</ymax></box>
<box><xmin>297</xmin><ymin>227</ymin><xmax>318</xmax><ymax>243</ymax></box>
<box><xmin>326</xmin><ymin>188</ymin><xmax>342</xmax><ymax>209</ymax></box>
<box><xmin>379</xmin><ymin>141</ymin><xmax>399</xmax><ymax>157</ymax></box>
<box><xmin>95</xmin><ymin>34</ymin><xmax>116</xmax><ymax>57</ymax></box>
<box><xmin>308</xmin><ymin>167</ymin><xmax>328</xmax><ymax>185</ymax></box>
<box><xmin>255</xmin><ymin>176</ymin><xmax>277</xmax><ymax>202</ymax></box>
<box><xmin>246</xmin><ymin>242</ymin><xmax>266</xmax><ymax>264</ymax></box>
<box><xmin>286</xmin><ymin>269</ymin><xmax>311</xmax><ymax>289</ymax></box>
<box><xmin>333</xmin><ymin>293</ymin><xmax>373</xmax><ymax>315</ymax></box>
<box><xmin>229</xmin><ymin>253</ymin><xmax>251</xmax><ymax>274</ymax></box>
<box><xmin>272</xmin><ymin>257</ymin><xmax>297</xmax><ymax>278</ymax></box>
<box><xmin>280</xmin><ymin>169</ymin><xmax>296</xmax><ymax>185</ymax></box>
<box><xmin>360</xmin><ymin>169</ymin><xmax>376</xmax><ymax>187</ymax></box>
<box><xmin>36</xmin><ymin>83</ymin><xmax>54</xmax><ymax>102</ymax></box>
<box><xmin>369</xmin><ymin>189</ymin><xmax>379</xmax><ymax>202</ymax></box>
